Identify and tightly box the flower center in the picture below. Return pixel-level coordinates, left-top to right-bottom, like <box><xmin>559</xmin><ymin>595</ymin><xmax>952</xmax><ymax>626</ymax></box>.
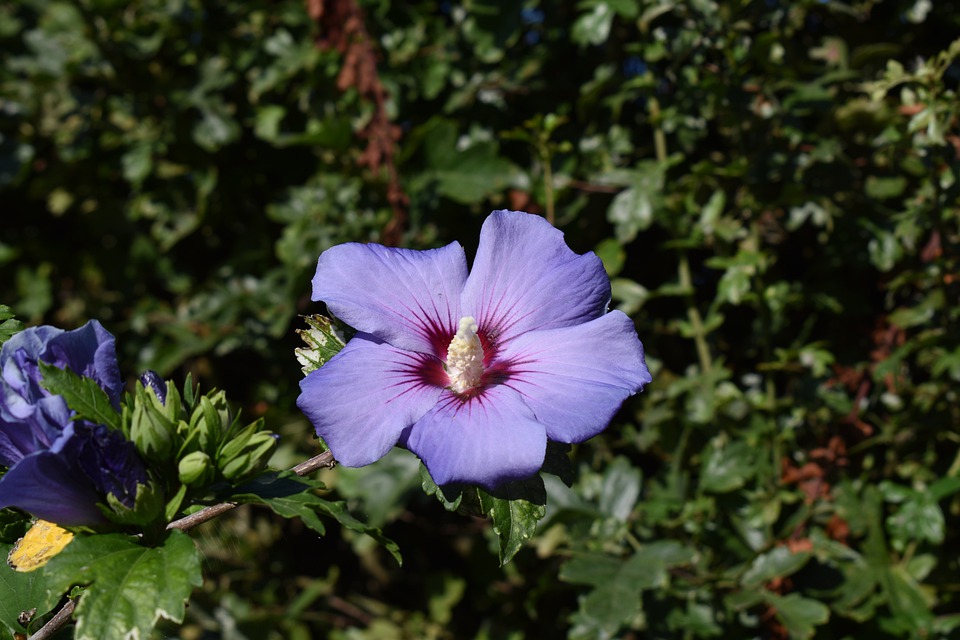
<box><xmin>445</xmin><ymin>316</ymin><xmax>485</xmax><ymax>393</ymax></box>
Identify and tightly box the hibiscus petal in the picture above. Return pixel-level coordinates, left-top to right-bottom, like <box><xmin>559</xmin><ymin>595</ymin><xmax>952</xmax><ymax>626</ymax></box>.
<box><xmin>496</xmin><ymin>311</ymin><xmax>652</xmax><ymax>443</ymax></box>
<box><xmin>0</xmin><ymin>396</ymin><xmax>71</xmax><ymax>467</ymax></box>
<box><xmin>0</xmin><ymin>451</ymin><xmax>107</xmax><ymax>526</ymax></box>
<box><xmin>406</xmin><ymin>385</ymin><xmax>546</xmax><ymax>488</ymax></box>
<box><xmin>0</xmin><ymin>416</ymin><xmax>40</xmax><ymax>467</ymax></box>
<box><xmin>312</xmin><ymin>241</ymin><xmax>467</xmax><ymax>355</ymax></box>
<box><xmin>47</xmin><ymin>320</ymin><xmax>124</xmax><ymax>406</ymax></box>
<box><xmin>461</xmin><ymin>210</ymin><xmax>610</xmax><ymax>351</ymax></box>
<box><xmin>2</xmin><ymin>322</ymin><xmax>123</xmax><ymax>409</ymax></box>
<box><xmin>297</xmin><ymin>334</ymin><xmax>444</xmax><ymax>467</ymax></box>
<box><xmin>74</xmin><ymin>423</ymin><xmax>148</xmax><ymax>508</ymax></box>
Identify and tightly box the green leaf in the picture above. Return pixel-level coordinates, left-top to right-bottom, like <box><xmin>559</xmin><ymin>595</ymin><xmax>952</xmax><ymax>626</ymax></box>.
<box><xmin>540</xmin><ymin>441</ymin><xmax>576</xmax><ymax>487</ymax></box>
<box><xmin>716</xmin><ymin>264</ymin><xmax>753</xmax><ymax>305</ymax></box>
<box><xmin>603</xmin><ymin>161</ymin><xmax>668</xmax><ymax>242</ymax></box>
<box><xmin>891</xmin><ymin>494</ymin><xmax>945</xmax><ymax>545</ymax></box>
<box><xmin>572</xmin><ymin>3</ymin><xmax>614</xmax><ymax>46</ymax></box>
<box><xmin>666</xmin><ymin>601</ymin><xmax>723</xmax><ymax>638</ymax></box>
<box><xmin>416</xmin><ymin>118</ymin><xmax>518</xmax><ymax>204</ymax></box>
<box><xmin>40</xmin><ymin>531</ymin><xmax>202</xmax><ymax>640</ymax></box>
<box><xmin>229</xmin><ymin>471</ymin><xmax>402</xmax><ymax>565</ymax></box>
<box><xmin>699</xmin><ymin>439</ymin><xmax>755</xmax><ymax>493</ymax></box>
<box><xmin>418</xmin><ymin>465</ymin><xmax>546</xmax><ymax>564</ymax></box>
<box><xmin>598</xmin><ymin>456</ymin><xmax>641</xmax><ymax>522</ymax></box>
<box><xmin>881</xmin><ymin>483</ymin><xmax>948</xmax><ymax>548</ymax></box>
<box><xmin>120</xmin><ymin>142</ymin><xmax>153</xmax><ymax>187</ymax></box>
<box><xmin>864</xmin><ymin>175</ymin><xmax>907</xmax><ymax>200</ymax></box>
<box><xmin>254</xmin><ymin>104</ymin><xmax>286</xmax><ymax>142</ymax></box>
<box><xmin>460</xmin><ymin>0</ymin><xmax>522</xmax><ymax>63</ymax></box>
<box><xmin>594</xmin><ymin>238</ymin><xmax>626</xmax><ymax>277</ymax></box>
<box><xmin>419</xmin><ymin>463</ymin><xmax>465</xmax><ymax>512</ymax></box>
<box><xmin>698</xmin><ymin>189</ymin><xmax>727</xmax><ymax>237</ymax></box>
<box><xmin>867</xmin><ymin>229</ymin><xmax>903</xmax><ymax>272</ymax></box>
<box><xmin>930</xmin><ymin>476</ymin><xmax>960</xmax><ymax>501</ymax></box>
<box><xmin>0</xmin><ymin>305</ymin><xmax>23</xmax><ymax>346</ymax></box>
<box><xmin>562</xmin><ymin>542</ymin><xmax>695</xmax><ymax>636</ymax></box>
<box><xmin>889</xmin><ymin>289</ymin><xmax>944</xmax><ymax>327</ymax></box>
<box><xmin>0</xmin><ymin>543</ymin><xmax>61</xmax><ymax>637</ymax></box>
<box><xmin>608</xmin><ymin>187</ymin><xmax>653</xmax><ymax>240</ymax></box>
<box><xmin>741</xmin><ymin>546</ymin><xmax>812</xmax><ymax>589</ymax></box>
<box><xmin>764</xmin><ymin>592</ymin><xmax>830</xmax><ymax>640</ymax></box>
<box><xmin>832</xmin><ymin>563</ymin><xmax>879</xmax><ymax>619</ymax></box>
<box><xmin>931</xmin><ymin>346</ymin><xmax>960</xmax><ymax>382</ymax></box>
<box><xmin>478</xmin><ymin>474</ymin><xmax>547</xmax><ymax>565</ymax></box>
<box><xmin>192</xmin><ymin>104</ymin><xmax>240</xmax><ymax>152</ymax></box>
<box><xmin>336</xmin><ymin>448</ymin><xmax>422</xmax><ymax>527</ymax></box>
<box><xmin>611</xmin><ymin>277</ymin><xmax>650</xmax><ymax>315</ymax></box>
<box><xmin>0</xmin><ymin>510</ymin><xmax>29</xmax><ymax>545</ymax></box>
<box><xmin>38</xmin><ymin>361</ymin><xmax>121</xmax><ymax>430</ymax></box>
<box><xmin>431</xmin><ymin>143</ymin><xmax>517</xmax><ymax>204</ymax></box>
<box><xmin>883</xmin><ymin>565</ymin><xmax>934</xmax><ymax>632</ymax></box>
<box><xmin>561</xmin><ymin>553</ymin><xmax>649</xmax><ymax>635</ymax></box>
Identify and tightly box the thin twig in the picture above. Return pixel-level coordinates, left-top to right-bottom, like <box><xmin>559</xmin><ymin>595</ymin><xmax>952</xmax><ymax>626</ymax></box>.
<box><xmin>292</xmin><ymin>450</ymin><xmax>337</xmax><ymax>476</ymax></box>
<box><xmin>166</xmin><ymin>501</ymin><xmax>240</xmax><ymax>532</ymax></box>
<box><xmin>31</xmin><ymin>598</ymin><xmax>75</xmax><ymax>640</ymax></box>
<box><xmin>31</xmin><ymin>450</ymin><xmax>337</xmax><ymax>638</ymax></box>
<box><xmin>166</xmin><ymin>450</ymin><xmax>337</xmax><ymax>531</ymax></box>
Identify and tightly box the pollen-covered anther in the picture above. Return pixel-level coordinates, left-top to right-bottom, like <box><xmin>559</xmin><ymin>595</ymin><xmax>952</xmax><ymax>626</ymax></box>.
<box><xmin>445</xmin><ymin>316</ymin><xmax>485</xmax><ymax>393</ymax></box>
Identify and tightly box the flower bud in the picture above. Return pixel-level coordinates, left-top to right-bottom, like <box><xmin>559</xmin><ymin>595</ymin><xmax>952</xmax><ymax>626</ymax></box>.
<box><xmin>129</xmin><ymin>385</ymin><xmax>178</xmax><ymax>463</ymax></box>
<box><xmin>178</xmin><ymin>451</ymin><xmax>215</xmax><ymax>487</ymax></box>
<box><xmin>218</xmin><ymin>427</ymin><xmax>279</xmax><ymax>482</ymax></box>
<box><xmin>139</xmin><ymin>370</ymin><xmax>166</xmax><ymax>404</ymax></box>
<box><xmin>186</xmin><ymin>394</ymin><xmax>228</xmax><ymax>454</ymax></box>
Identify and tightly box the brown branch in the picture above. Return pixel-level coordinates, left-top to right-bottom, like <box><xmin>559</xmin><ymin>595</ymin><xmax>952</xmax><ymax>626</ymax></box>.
<box><xmin>291</xmin><ymin>449</ymin><xmax>337</xmax><ymax>476</ymax></box>
<box><xmin>166</xmin><ymin>500</ymin><xmax>240</xmax><ymax>532</ymax></box>
<box><xmin>310</xmin><ymin>0</ymin><xmax>407</xmax><ymax>246</ymax></box>
<box><xmin>166</xmin><ymin>450</ymin><xmax>337</xmax><ymax>531</ymax></box>
<box><xmin>31</xmin><ymin>597</ymin><xmax>76</xmax><ymax>640</ymax></box>
<box><xmin>31</xmin><ymin>450</ymin><xmax>337</xmax><ymax>638</ymax></box>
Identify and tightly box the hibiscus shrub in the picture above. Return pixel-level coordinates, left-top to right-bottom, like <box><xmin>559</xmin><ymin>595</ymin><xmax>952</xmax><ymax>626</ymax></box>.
<box><xmin>2</xmin><ymin>0</ymin><xmax>960</xmax><ymax>638</ymax></box>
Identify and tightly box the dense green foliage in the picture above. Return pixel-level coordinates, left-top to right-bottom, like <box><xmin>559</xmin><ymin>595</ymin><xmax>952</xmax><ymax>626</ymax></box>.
<box><xmin>2</xmin><ymin>0</ymin><xmax>960</xmax><ymax>637</ymax></box>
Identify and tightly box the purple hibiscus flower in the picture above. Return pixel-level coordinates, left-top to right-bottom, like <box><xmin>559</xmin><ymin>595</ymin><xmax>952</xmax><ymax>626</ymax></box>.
<box><xmin>297</xmin><ymin>210</ymin><xmax>652</xmax><ymax>488</ymax></box>
<box><xmin>0</xmin><ymin>321</ymin><xmax>148</xmax><ymax>526</ymax></box>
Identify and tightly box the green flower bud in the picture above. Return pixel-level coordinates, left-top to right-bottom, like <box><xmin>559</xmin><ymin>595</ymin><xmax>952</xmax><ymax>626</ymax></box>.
<box><xmin>178</xmin><ymin>451</ymin><xmax>214</xmax><ymax>487</ymax></box>
<box><xmin>129</xmin><ymin>385</ymin><xmax>178</xmax><ymax>463</ymax></box>
<box><xmin>218</xmin><ymin>428</ymin><xmax>279</xmax><ymax>482</ymax></box>
<box><xmin>217</xmin><ymin>421</ymin><xmax>257</xmax><ymax>461</ymax></box>
<box><xmin>189</xmin><ymin>393</ymin><xmax>228</xmax><ymax>453</ymax></box>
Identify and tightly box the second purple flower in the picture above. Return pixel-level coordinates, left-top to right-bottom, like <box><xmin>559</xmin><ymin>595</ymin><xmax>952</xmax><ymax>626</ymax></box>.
<box><xmin>297</xmin><ymin>210</ymin><xmax>651</xmax><ymax>488</ymax></box>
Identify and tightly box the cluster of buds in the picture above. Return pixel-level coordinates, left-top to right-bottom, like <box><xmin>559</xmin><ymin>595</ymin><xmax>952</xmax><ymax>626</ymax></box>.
<box><xmin>126</xmin><ymin>372</ymin><xmax>278</xmax><ymax>491</ymax></box>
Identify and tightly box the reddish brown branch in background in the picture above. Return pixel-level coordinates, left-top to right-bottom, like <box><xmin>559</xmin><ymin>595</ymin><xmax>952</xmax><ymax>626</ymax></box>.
<box><xmin>309</xmin><ymin>0</ymin><xmax>407</xmax><ymax>246</ymax></box>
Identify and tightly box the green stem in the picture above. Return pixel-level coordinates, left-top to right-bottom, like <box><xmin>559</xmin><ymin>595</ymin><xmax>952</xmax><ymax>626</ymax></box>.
<box><xmin>649</xmin><ymin>97</ymin><xmax>668</xmax><ymax>163</ymax></box>
<box><xmin>679</xmin><ymin>253</ymin><xmax>712</xmax><ymax>373</ymax></box>
<box><xmin>540</xmin><ymin>144</ymin><xmax>555</xmax><ymax>225</ymax></box>
<box><xmin>669</xmin><ymin>421</ymin><xmax>693</xmax><ymax>499</ymax></box>
<box><xmin>947</xmin><ymin>445</ymin><xmax>960</xmax><ymax>478</ymax></box>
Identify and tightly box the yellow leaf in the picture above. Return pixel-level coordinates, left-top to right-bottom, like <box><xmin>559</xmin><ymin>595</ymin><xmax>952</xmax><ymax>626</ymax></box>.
<box><xmin>7</xmin><ymin>520</ymin><xmax>74</xmax><ymax>572</ymax></box>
